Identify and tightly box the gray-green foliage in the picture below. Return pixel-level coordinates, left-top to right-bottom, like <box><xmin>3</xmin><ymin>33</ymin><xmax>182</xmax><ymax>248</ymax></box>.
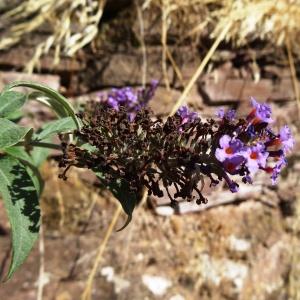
<box><xmin>0</xmin><ymin>81</ymin><xmax>135</xmax><ymax>281</ymax></box>
<box><xmin>0</xmin><ymin>118</ymin><xmax>31</xmax><ymax>149</ymax></box>
<box><xmin>0</xmin><ymin>91</ymin><xmax>26</xmax><ymax>117</ymax></box>
<box><xmin>0</xmin><ymin>82</ymin><xmax>79</xmax><ymax>280</ymax></box>
<box><xmin>35</xmin><ymin>116</ymin><xmax>77</xmax><ymax>140</ymax></box>
<box><xmin>0</xmin><ymin>156</ymin><xmax>40</xmax><ymax>279</ymax></box>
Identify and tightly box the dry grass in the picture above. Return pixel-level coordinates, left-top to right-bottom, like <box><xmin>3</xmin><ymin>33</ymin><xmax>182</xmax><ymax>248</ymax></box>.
<box><xmin>210</xmin><ymin>0</ymin><xmax>300</xmax><ymax>47</ymax></box>
<box><xmin>146</xmin><ymin>0</ymin><xmax>300</xmax><ymax>48</ymax></box>
<box><xmin>2</xmin><ymin>0</ymin><xmax>300</xmax><ymax>72</ymax></box>
<box><xmin>0</xmin><ymin>0</ymin><xmax>106</xmax><ymax>73</ymax></box>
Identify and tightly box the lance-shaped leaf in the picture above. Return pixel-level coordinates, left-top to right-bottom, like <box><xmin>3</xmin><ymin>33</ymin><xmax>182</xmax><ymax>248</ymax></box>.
<box><xmin>30</xmin><ymin>144</ymin><xmax>51</xmax><ymax>167</ymax></box>
<box><xmin>0</xmin><ymin>118</ymin><xmax>31</xmax><ymax>149</ymax></box>
<box><xmin>95</xmin><ymin>171</ymin><xmax>137</xmax><ymax>231</ymax></box>
<box><xmin>0</xmin><ymin>155</ymin><xmax>40</xmax><ymax>279</ymax></box>
<box><xmin>35</xmin><ymin>117</ymin><xmax>78</xmax><ymax>140</ymax></box>
<box><xmin>0</xmin><ymin>91</ymin><xmax>26</xmax><ymax>118</ymax></box>
<box><xmin>4</xmin><ymin>81</ymin><xmax>81</xmax><ymax>130</ymax></box>
<box><xmin>4</xmin><ymin>147</ymin><xmax>44</xmax><ymax>195</ymax></box>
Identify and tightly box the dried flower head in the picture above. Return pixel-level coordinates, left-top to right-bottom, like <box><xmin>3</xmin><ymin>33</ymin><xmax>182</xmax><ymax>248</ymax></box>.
<box><xmin>59</xmin><ymin>94</ymin><xmax>294</xmax><ymax>206</ymax></box>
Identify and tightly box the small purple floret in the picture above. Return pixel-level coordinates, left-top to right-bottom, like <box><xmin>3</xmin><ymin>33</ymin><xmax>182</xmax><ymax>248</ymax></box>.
<box><xmin>223</xmin><ymin>156</ymin><xmax>245</xmax><ymax>174</ymax></box>
<box><xmin>242</xmin><ymin>175</ymin><xmax>253</xmax><ymax>184</ymax></box>
<box><xmin>222</xmin><ymin>172</ymin><xmax>239</xmax><ymax>192</ymax></box>
<box><xmin>140</xmin><ymin>79</ymin><xmax>159</xmax><ymax>104</ymax></box>
<box><xmin>271</xmin><ymin>157</ymin><xmax>287</xmax><ymax>185</ymax></box>
<box><xmin>217</xmin><ymin>108</ymin><xmax>236</xmax><ymax>121</ymax></box>
<box><xmin>248</xmin><ymin>97</ymin><xmax>273</xmax><ymax>124</ymax></box>
<box><xmin>279</xmin><ymin>125</ymin><xmax>294</xmax><ymax>153</ymax></box>
<box><xmin>107</xmin><ymin>96</ymin><xmax>119</xmax><ymax>110</ymax></box>
<box><xmin>215</xmin><ymin>135</ymin><xmax>244</xmax><ymax>162</ymax></box>
<box><xmin>177</xmin><ymin>106</ymin><xmax>198</xmax><ymax>125</ymax></box>
<box><xmin>214</xmin><ymin>96</ymin><xmax>294</xmax><ymax>189</ymax></box>
<box><xmin>245</xmin><ymin>143</ymin><xmax>269</xmax><ymax>175</ymax></box>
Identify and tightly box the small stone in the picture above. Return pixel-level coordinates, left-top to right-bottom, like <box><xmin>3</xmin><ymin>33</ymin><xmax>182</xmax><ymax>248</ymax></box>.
<box><xmin>155</xmin><ymin>206</ymin><xmax>174</xmax><ymax>216</ymax></box>
<box><xmin>101</xmin><ymin>266</ymin><xmax>114</xmax><ymax>281</ymax></box>
<box><xmin>228</xmin><ymin>235</ymin><xmax>251</xmax><ymax>252</ymax></box>
<box><xmin>200</xmin><ymin>254</ymin><xmax>248</xmax><ymax>292</ymax></box>
<box><xmin>101</xmin><ymin>266</ymin><xmax>130</xmax><ymax>294</ymax></box>
<box><xmin>135</xmin><ymin>253</ymin><xmax>144</xmax><ymax>262</ymax></box>
<box><xmin>142</xmin><ymin>275</ymin><xmax>172</xmax><ymax>296</ymax></box>
<box><xmin>34</xmin><ymin>272</ymin><xmax>51</xmax><ymax>288</ymax></box>
<box><xmin>56</xmin><ymin>291</ymin><xmax>72</xmax><ymax>300</ymax></box>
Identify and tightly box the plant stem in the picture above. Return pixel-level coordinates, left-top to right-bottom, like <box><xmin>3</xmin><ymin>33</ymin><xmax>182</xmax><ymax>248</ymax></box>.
<box><xmin>16</xmin><ymin>141</ymin><xmax>62</xmax><ymax>150</ymax></box>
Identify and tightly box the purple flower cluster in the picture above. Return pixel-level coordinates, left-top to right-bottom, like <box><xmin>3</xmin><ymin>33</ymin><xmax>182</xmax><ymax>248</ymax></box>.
<box><xmin>98</xmin><ymin>80</ymin><xmax>158</xmax><ymax>121</ymax></box>
<box><xmin>214</xmin><ymin>98</ymin><xmax>294</xmax><ymax>191</ymax></box>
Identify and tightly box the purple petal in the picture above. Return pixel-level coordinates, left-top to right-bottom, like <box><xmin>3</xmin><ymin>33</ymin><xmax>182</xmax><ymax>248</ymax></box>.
<box><xmin>215</xmin><ymin>148</ymin><xmax>226</xmax><ymax>162</ymax></box>
<box><xmin>250</xmin><ymin>97</ymin><xmax>273</xmax><ymax>123</ymax></box>
<box><xmin>216</xmin><ymin>108</ymin><xmax>225</xmax><ymax>119</ymax></box>
<box><xmin>223</xmin><ymin>156</ymin><xmax>245</xmax><ymax>174</ymax></box>
<box><xmin>219</xmin><ymin>135</ymin><xmax>231</xmax><ymax>148</ymax></box>
<box><xmin>279</xmin><ymin>125</ymin><xmax>294</xmax><ymax>153</ymax></box>
<box><xmin>271</xmin><ymin>157</ymin><xmax>287</xmax><ymax>185</ymax></box>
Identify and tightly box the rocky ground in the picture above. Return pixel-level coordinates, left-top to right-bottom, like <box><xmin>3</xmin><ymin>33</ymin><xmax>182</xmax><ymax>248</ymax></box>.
<box><xmin>0</xmin><ymin>3</ymin><xmax>300</xmax><ymax>299</ymax></box>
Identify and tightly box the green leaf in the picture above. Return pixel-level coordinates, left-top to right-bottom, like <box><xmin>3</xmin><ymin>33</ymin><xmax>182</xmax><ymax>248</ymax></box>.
<box><xmin>6</xmin><ymin>110</ymin><xmax>23</xmax><ymax>122</ymax></box>
<box><xmin>35</xmin><ymin>117</ymin><xmax>77</xmax><ymax>140</ymax></box>
<box><xmin>95</xmin><ymin>171</ymin><xmax>137</xmax><ymax>231</ymax></box>
<box><xmin>0</xmin><ymin>155</ymin><xmax>40</xmax><ymax>279</ymax></box>
<box><xmin>4</xmin><ymin>147</ymin><xmax>44</xmax><ymax>195</ymax></box>
<box><xmin>28</xmin><ymin>92</ymin><xmax>69</xmax><ymax>118</ymax></box>
<box><xmin>4</xmin><ymin>146</ymin><xmax>33</xmax><ymax>164</ymax></box>
<box><xmin>8</xmin><ymin>135</ymin><xmax>51</xmax><ymax>168</ymax></box>
<box><xmin>30</xmin><ymin>144</ymin><xmax>51</xmax><ymax>167</ymax></box>
<box><xmin>0</xmin><ymin>91</ymin><xmax>26</xmax><ymax>118</ymax></box>
<box><xmin>0</xmin><ymin>118</ymin><xmax>31</xmax><ymax>149</ymax></box>
<box><xmin>5</xmin><ymin>81</ymin><xmax>81</xmax><ymax>130</ymax></box>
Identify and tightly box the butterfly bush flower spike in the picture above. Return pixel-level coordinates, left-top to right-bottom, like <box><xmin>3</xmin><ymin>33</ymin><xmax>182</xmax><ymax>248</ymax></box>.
<box><xmin>60</xmin><ymin>94</ymin><xmax>294</xmax><ymax>208</ymax></box>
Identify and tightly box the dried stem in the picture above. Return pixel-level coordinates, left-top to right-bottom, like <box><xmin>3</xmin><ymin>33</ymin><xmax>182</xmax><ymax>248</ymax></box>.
<box><xmin>136</xmin><ymin>0</ymin><xmax>147</xmax><ymax>87</ymax></box>
<box><xmin>170</xmin><ymin>21</ymin><xmax>232</xmax><ymax>115</ymax></box>
<box><xmin>286</xmin><ymin>35</ymin><xmax>300</xmax><ymax>119</ymax></box>
<box><xmin>161</xmin><ymin>0</ymin><xmax>170</xmax><ymax>90</ymax></box>
<box><xmin>81</xmin><ymin>203</ymin><xmax>122</xmax><ymax>300</ymax></box>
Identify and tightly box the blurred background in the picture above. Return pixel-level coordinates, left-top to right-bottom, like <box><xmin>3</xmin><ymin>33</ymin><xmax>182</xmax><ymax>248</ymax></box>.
<box><xmin>0</xmin><ymin>0</ymin><xmax>299</xmax><ymax>299</ymax></box>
